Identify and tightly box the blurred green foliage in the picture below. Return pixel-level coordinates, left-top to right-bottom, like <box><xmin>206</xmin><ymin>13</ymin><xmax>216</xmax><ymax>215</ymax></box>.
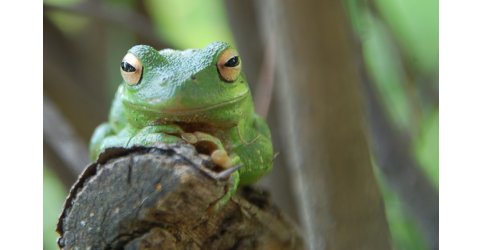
<box><xmin>145</xmin><ymin>0</ymin><xmax>233</xmax><ymax>48</ymax></box>
<box><xmin>374</xmin><ymin>0</ymin><xmax>438</xmax><ymax>74</ymax></box>
<box><xmin>416</xmin><ymin>112</ymin><xmax>439</xmax><ymax>186</ymax></box>
<box><xmin>44</xmin><ymin>0</ymin><xmax>438</xmax><ymax>249</ymax></box>
<box><xmin>45</xmin><ymin>0</ymin><xmax>86</xmax><ymax>35</ymax></box>
<box><xmin>362</xmin><ymin>12</ymin><xmax>414</xmax><ymax>131</ymax></box>
<box><xmin>377</xmin><ymin>172</ymin><xmax>427</xmax><ymax>250</ymax></box>
<box><xmin>345</xmin><ymin>0</ymin><xmax>439</xmax><ymax>185</ymax></box>
<box><xmin>43</xmin><ymin>167</ymin><xmax>67</xmax><ymax>250</ymax></box>
<box><xmin>347</xmin><ymin>0</ymin><xmax>438</xmax><ymax>249</ymax></box>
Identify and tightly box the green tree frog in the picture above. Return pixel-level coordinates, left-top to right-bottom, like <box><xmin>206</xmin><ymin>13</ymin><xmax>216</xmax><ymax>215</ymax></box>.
<box><xmin>89</xmin><ymin>42</ymin><xmax>273</xmax><ymax>209</ymax></box>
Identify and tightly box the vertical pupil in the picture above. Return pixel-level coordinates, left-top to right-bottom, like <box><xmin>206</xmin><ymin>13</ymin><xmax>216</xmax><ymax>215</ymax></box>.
<box><xmin>121</xmin><ymin>62</ymin><xmax>136</xmax><ymax>72</ymax></box>
<box><xmin>224</xmin><ymin>56</ymin><xmax>239</xmax><ymax>67</ymax></box>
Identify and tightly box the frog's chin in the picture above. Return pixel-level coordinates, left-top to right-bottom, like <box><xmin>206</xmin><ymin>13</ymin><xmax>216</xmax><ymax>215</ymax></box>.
<box><xmin>123</xmin><ymin>92</ymin><xmax>249</xmax><ymax>116</ymax></box>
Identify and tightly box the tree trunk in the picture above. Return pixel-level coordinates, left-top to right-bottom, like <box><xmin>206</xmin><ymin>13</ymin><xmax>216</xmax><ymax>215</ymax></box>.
<box><xmin>224</xmin><ymin>0</ymin><xmax>300</xmax><ymax>224</ymax></box>
<box><xmin>256</xmin><ymin>1</ymin><xmax>392</xmax><ymax>249</ymax></box>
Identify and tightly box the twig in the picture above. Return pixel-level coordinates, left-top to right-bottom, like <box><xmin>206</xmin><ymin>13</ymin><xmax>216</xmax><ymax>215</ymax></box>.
<box><xmin>44</xmin><ymin>95</ymin><xmax>90</xmax><ymax>175</ymax></box>
<box><xmin>254</xmin><ymin>39</ymin><xmax>276</xmax><ymax>119</ymax></box>
<box><xmin>43</xmin><ymin>2</ymin><xmax>168</xmax><ymax>48</ymax></box>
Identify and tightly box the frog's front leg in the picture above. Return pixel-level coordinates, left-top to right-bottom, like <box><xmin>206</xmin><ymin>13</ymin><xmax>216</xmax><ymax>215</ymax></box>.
<box><xmin>127</xmin><ymin>124</ymin><xmax>185</xmax><ymax>147</ymax></box>
<box><xmin>90</xmin><ymin>124</ymin><xmax>185</xmax><ymax>160</ymax></box>
<box><xmin>89</xmin><ymin>123</ymin><xmax>115</xmax><ymax>160</ymax></box>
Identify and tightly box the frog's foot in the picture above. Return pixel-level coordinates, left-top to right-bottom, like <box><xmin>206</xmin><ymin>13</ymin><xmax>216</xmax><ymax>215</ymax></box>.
<box><xmin>209</xmin><ymin>170</ymin><xmax>240</xmax><ymax>212</ymax></box>
<box><xmin>180</xmin><ymin>131</ymin><xmax>242</xmax><ymax>211</ymax></box>
<box><xmin>181</xmin><ymin>132</ymin><xmax>230</xmax><ymax>165</ymax></box>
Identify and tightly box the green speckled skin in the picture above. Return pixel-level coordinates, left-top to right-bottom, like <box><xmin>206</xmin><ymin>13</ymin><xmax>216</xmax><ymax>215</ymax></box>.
<box><xmin>89</xmin><ymin>42</ymin><xmax>273</xmax><ymax>198</ymax></box>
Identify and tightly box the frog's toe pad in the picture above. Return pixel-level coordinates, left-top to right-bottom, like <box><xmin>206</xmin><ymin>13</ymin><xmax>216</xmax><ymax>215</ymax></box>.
<box><xmin>210</xmin><ymin>149</ymin><xmax>231</xmax><ymax>169</ymax></box>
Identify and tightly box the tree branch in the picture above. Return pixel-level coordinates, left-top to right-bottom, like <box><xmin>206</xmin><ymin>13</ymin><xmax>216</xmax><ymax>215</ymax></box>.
<box><xmin>57</xmin><ymin>145</ymin><xmax>305</xmax><ymax>249</ymax></box>
<box><xmin>43</xmin><ymin>2</ymin><xmax>167</xmax><ymax>48</ymax></box>
<box><xmin>255</xmin><ymin>1</ymin><xmax>392</xmax><ymax>249</ymax></box>
<box><xmin>43</xmin><ymin>95</ymin><xmax>90</xmax><ymax>176</ymax></box>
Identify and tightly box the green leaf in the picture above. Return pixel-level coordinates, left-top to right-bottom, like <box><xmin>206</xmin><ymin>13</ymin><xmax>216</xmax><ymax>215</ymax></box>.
<box><xmin>376</xmin><ymin>168</ymin><xmax>427</xmax><ymax>250</ymax></box>
<box><xmin>362</xmin><ymin>13</ymin><xmax>413</xmax><ymax>132</ymax></box>
<box><xmin>415</xmin><ymin>111</ymin><xmax>439</xmax><ymax>187</ymax></box>
<box><xmin>373</xmin><ymin>0</ymin><xmax>438</xmax><ymax>74</ymax></box>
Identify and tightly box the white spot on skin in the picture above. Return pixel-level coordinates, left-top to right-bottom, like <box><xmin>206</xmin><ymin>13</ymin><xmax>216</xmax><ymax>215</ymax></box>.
<box><xmin>114</xmin><ymin>207</ymin><xmax>120</xmax><ymax>214</ymax></box>
<box><xmin>80</xmin><ymin>220</ymin><xmax>86</xmax><ymax>227</ymax></box>
<box><xmin>89</xmin><ymin>212</ymin><xmax>95</xmax><ymax>217</ymax></box>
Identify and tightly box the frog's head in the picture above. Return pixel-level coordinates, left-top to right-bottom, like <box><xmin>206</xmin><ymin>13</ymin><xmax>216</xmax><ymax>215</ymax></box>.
<box><xmin>119</xmin><ymin>42</ymin><xmax>252</xmax><ymax>127</ymax></box>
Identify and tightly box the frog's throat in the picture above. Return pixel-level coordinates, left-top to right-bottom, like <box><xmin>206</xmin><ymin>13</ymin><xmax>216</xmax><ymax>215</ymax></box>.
<box><xmin>123</xmin><ymin>92</ymin><xmax>249</xmax><ymax>116</ymax></box>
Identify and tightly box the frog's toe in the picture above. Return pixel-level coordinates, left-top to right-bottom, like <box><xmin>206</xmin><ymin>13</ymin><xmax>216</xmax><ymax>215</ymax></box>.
<box><xmin>181</xmin><ymin>132</ymin><xmax>198</xmax><ymax>144</ymax></box>
<box><xmin>210</xmin><ymin>149</ymin><xmax>232</xmax><ymax>169</ymax></box>
<box><xmin>210</xmin><ymin>171</ymin><xmax>240</xmax><ymax>212</ymax></box>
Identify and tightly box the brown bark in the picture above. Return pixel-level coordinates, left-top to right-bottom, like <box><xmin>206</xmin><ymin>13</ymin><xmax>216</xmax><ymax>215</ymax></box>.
<box><xmin>256</xmin><ymin>0</ymin><xmax>392</xmax><ymax>249</ymax></box>
<box><xmin>57</xmin><ymin>145</ymin><xmax>305</xmax><ymax>250</ymax></box>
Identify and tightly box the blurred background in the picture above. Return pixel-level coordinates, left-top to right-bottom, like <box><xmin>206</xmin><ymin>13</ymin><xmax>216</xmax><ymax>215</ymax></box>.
<box><xmin>43</xmin><ymin>0</ymin><xmax>438</xmax><ymax>249</ymax></box>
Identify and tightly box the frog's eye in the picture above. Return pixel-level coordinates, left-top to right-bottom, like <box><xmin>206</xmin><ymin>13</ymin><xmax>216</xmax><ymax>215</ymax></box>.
<box><xmin>217</xmin><ymin>48</ymin><xmax>241</xmax><ymax>82</ymax></box>
<box><xmin>120</xmin><ymin>53</ymin><xmax>143</xmax><ymax>85</ymax></box>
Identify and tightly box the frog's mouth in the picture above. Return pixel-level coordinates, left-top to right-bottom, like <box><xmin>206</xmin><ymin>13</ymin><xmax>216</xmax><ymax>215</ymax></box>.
<box><xmin>123</xmin><ymin>91</ymin><xmax>249</xmax><ymax>116</ymax></box>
